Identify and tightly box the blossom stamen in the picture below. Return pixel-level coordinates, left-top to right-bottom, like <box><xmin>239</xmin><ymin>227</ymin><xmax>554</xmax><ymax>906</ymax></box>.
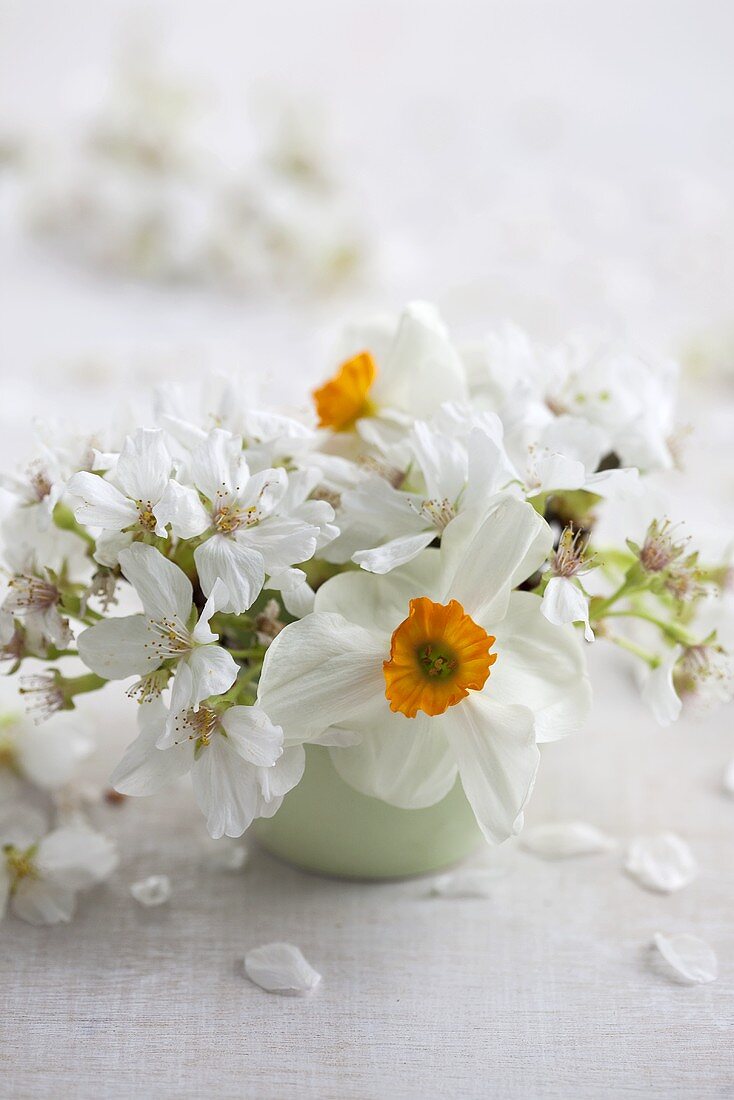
<box><xmin>419</xmin><ymin>498</ymin><xmax>456</xmax><ymax>532</ymax></box>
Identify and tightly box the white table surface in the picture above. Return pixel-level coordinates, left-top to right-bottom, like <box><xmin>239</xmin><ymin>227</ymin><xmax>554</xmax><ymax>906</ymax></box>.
<box><xmin>2</xmin><ymin>3</ymin><xmax>734</xmax><ymax>1096</ymax></box>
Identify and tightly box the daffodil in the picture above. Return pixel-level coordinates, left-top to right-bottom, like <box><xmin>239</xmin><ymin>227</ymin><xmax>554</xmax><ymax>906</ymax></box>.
<box><xmin>258</xmin><ymin>496</ymin><xmax>591</xmax><ymax>843</ymax></box>
<box><xmin>312</xmin><ymin>302</ymin><xmax>468</xmax><ymax>441</ymax></box>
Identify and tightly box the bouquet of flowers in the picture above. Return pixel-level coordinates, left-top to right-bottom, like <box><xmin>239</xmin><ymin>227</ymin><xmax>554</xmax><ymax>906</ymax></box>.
<box><xmin>1</xmin><ymin>301</ymin><xmax>731</xmax><ymax>920</ymax></box>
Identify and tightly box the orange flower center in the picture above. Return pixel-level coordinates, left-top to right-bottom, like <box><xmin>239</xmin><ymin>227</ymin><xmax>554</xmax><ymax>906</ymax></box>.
<box><xmin>312</xmin><ymin>350</ymin><xmax>377</xmax><ymax>431</ymax></box>
<box><xmin>383</xmin><ymin>597</ymin><xmax>497</xmax><ymax>719</ymax></box>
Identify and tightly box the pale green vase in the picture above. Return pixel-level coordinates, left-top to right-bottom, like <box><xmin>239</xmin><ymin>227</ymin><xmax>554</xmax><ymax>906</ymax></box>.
<box><xmin>253</xmin><ymin>745</ymin><xmax>484</xmax><ymax>880</ymax></box>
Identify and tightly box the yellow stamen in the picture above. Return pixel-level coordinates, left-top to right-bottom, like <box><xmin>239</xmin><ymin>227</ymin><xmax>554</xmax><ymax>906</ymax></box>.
<box><xmin>312</xmin><ymin>351</ymin><xmax>377</xmax><ymax>431</ymax></box>
<box><xmin>384</xmin><ymin>597</ymin><xmax>497</xmax><ymax>719</ymax></box>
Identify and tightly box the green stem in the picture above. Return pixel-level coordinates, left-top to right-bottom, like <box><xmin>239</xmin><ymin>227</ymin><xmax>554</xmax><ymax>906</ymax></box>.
<box><xmin>602</xmin><ymin>609</ymin><xmax>698</xmax><ymax>646</ymax></box>
<box><xmin>606</xmin><ymin>633</ymin><xmax>660</xmax><ymax>668</ymax></box>
<box><xmin>63</xmin><ymin>672</ymin><xmax>108</xmax><ymax>698</ymax></box>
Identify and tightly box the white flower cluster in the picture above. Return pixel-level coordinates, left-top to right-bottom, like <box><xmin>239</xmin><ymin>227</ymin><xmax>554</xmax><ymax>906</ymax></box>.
<box><xmin>1</xmin><ymin>301</ymin><xmax>730</xmax><ymax>867</ymax></box>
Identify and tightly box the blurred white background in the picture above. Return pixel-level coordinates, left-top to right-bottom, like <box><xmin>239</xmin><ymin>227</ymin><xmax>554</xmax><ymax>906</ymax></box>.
<box><xmin>2</xmin><ymin>0</ymin><xmax>734</xmax><ymax>432</ymax></box>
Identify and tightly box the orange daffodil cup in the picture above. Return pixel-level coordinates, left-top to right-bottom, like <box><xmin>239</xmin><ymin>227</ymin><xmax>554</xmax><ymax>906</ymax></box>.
<box><xmin>258</xmin><ymin>496</ymin><xmax>592</xmax><ymax>844</ymax></box>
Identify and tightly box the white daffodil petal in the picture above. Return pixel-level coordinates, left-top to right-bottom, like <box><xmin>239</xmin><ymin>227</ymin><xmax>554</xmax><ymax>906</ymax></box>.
<box><xmin>110</xmin><ymin>701</ymin><xmax>194</xmax><ymax>795</ymax></box>
<box><xmin>411</xmin><ymin>420</ymin><xmax>467</xmax><ymax>502</ymax></box>
<box><xmin>653</xmin><ymin>932</ymin><xmax>718</xmax><ymax>985</ymax></box>
<box><xmin>119</xmin><ymin>544</ymin><xmax>193</xmax><ymax>624</ymax></box>
<box><xmin>258</xmin><ymin>612</ymin><xmax>386</xmax><ymax>741</ymax></box>
<box><xmin>625</xmin><ymin>833</ymin><xmax>698</xmax><ymax>893</ymax></box>
<box><xmin>314</xmin><ymin>551</ymin><xmax>442</xmax><ymax>634</ymax></box>
<box><xmin>66</xmin><ymin>471</ymin><xmax>138</xmax><ymax>530</ymax></box>
<box><xmin>492</xmin><ymin>591</ymin><xmax>592</xmax><ymax>742</ymax></box>
<box><xmin>541</xmin><ymin>576</ymin><xmax>594</xmax><ymax>642</ymax></box>
<box><xmin>439</xmin><ymin>693</ymin><xmax>539</xmax><ymax>845</ymax></box>
<box><xmin>329</xmin><ymin>700</ymin><xmax>458</xmax><ymax>808</ymax></box>
<box><xmin>353</xmin><ymin>531</ymin><xmax>437</xmax><ymax>574</ymax></box>
<box><xmin>191</xmin><ymin>737</ymin><xmax>261</xmax><ymax>839</ymax></box>
<box><xmin>377</xmin><ymin>301</ymin><xmax>468</xmax><ymax>417</ymax></box>
<box><xmin>220</xmin><ymin>706</ymin><xmax>283</xmax><ymax>768</ymax></box>
<box><xmin>194</xmin><ymin>535</ymin><xmax>265</xmax><ymax>614</ymax></box>
<box><xmin>520</xmin><ymin>821</ymin><xmax>615</xmax><ymax>858</ymax></box>
<box><xmin>462</xmin><ymin>429</ymin><xmax>517</xmax><ymax>512</ymax></box>
<box><xmin>429</xmin><ymin>868</ymin><xmax>505</xmax><ymax>898</ymax></box>
<box><xmin>309</xmin><ymin>727</ymin><xmax>363</xmax><ymax>747</ymax></box>
<box><xmin>77</xmin><ymin>614</ymin><xmax>159</xmax><ymax>680</ymax></box>
<box><xmin>244</xmin><ymin>942</ymin><xmax>321</xmax><ymax>996</ymax></box>
<box><xmin>438</xmin><ymin>496</ymin><xmax>552</xmax><ymax>624</ymax></box>
<box><xmin>130</xmin><ymin>875</ymin><xmax>171</xmax><ymax>907</ymax></box>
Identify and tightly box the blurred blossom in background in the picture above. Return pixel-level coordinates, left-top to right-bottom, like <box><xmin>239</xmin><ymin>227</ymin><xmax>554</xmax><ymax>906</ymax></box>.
<box><xmin>0</xmin><ymin>0</ymin><xmax>733</xmax><ymax>472</ymax></box>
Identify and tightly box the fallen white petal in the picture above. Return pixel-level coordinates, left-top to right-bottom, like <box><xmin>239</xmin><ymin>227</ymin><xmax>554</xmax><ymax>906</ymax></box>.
<box><xmin>211</xmin><ymin>844</ymin><xmax>249</xmax><ymax>872</ymax></box>
<box><xmin>130</xmin><ymin>875</ymin><xmax>171</xmax><ymax>907</ymax></box>
<box><xmin>244</xmin><ymin>942</ymin><xmax>321</xmax><ymax>996</ymax></box>
<box><xmin>653</xmin><ymin>932</ymin><xmax>718</xmax><ymax>984</ymax></box>
<box><xmin>723</xmin><ymin>758</ymin><xmax>734</xmax><ymax>798</ymax></box>
<box><xmin>625</xmin><ymin>833</ymin><xmax>697</xmax><ymax>893</ymax></box>
<box><xmin>520</xmin><ymin>821</ymin><xmax>615</xmax><ymax>859</ymax></box>
<box><xmin>429</xmin><ymin>868</ymin><xmax>505</xmax><ymax>898</ymax></box>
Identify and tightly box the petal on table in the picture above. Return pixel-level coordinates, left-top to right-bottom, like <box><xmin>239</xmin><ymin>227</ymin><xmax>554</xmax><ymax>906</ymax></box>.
<box><xmin>653</xmin><ymin>932</ymin><xmax>718</xmax><ymax>985</ymax></box>
<box><xmin>11</xmin><ymin>879</ymin><xmax>77</xmax><ymax>926</ymax></box>
<box><xmin>244</xmin><ymin>942</ymin><xmax>321</xmax><ymax>996</ymax></box>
